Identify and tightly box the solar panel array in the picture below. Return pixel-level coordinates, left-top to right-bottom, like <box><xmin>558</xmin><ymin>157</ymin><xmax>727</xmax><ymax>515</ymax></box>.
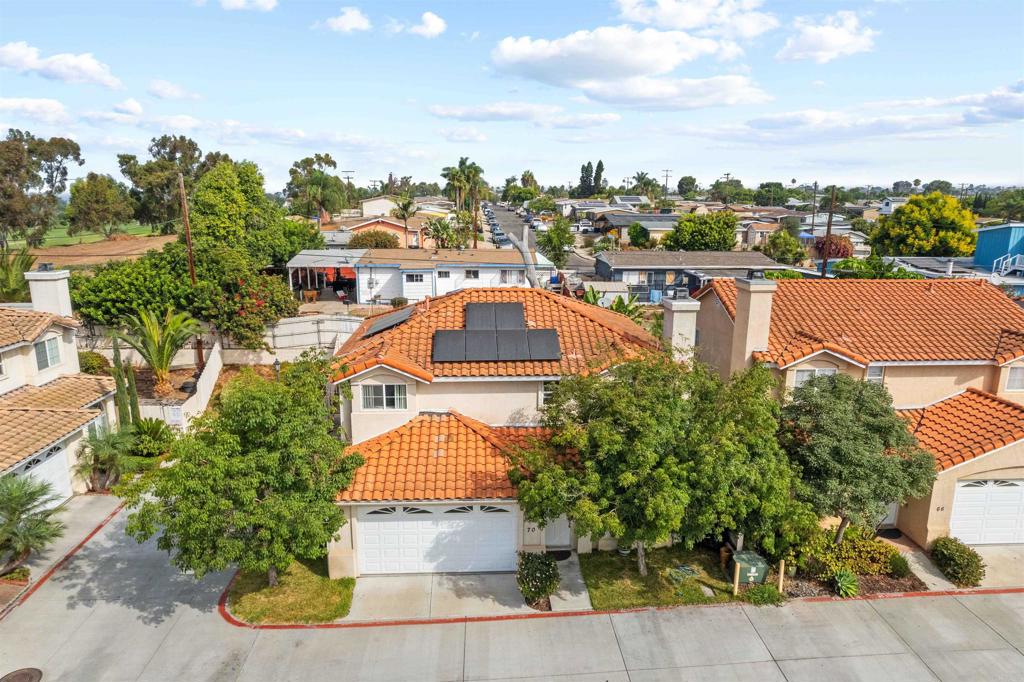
<box><xmin>363</xmin><ymin>307</ymin><xmax>414</xmax><ymax>338</ymax></box>
<box><xmin>431</xmin><ymin>303</ymin><xmax>561</xmax><ymax>362</ymax></box>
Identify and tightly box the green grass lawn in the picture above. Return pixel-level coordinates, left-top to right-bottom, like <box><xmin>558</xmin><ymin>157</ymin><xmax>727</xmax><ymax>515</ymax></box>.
<box><xmin>228</xmin><ymin>558</ymin><xmax>355</xmax><ymax>624</ymax></box>
<box><xmin>8</xmin><ymin>222</ymin><xmax>154</xmax><ymax>248</ymax></box>
<box><xmin>579</xmin><ymin>545</ymin><xmax>738</xmax><ymax>610</ymax></box>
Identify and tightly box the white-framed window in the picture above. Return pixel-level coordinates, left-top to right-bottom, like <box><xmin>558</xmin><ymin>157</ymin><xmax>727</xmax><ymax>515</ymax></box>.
<box><xmin>34</xmin><ymin>336</ymin><xmax>61</xmax><ymax>371</ymax></box>
<box><xmin>500</xmin><ymin>269</ymin><xmax>525</xmax><ymax>284</ymax></box>
<box><xmin>1008</xmin><ymin>366</ymin><xmax>1024</xmax><ymax>391</ymax></box>
<box><xmin>361</xmin><ymin>383</ymin><xmax>408</xmax><ymax>410</ymax></box>
<box><xmin>866</xmin><ymin>366</ymin><xmax>885</xmax><ymax>384</ymax></box>
<box><xmin>437</xmin><ymin>270</ymin><xmax>451</xmax><ymax>279</ymax></box>
<box><xmin>793</xmin><ymin>367</ymin><xmax>837</xmax><ymax>388</ymax></box>
<box><xmin>405</xmin><ymin>273</ymin><xmax>424</xmax><ymax>283</ymax></box>
<box><xmin>541</xmin><ymin>380</ymin><xmax>558</xmax><ymax>405</ymax></box>
<box><xmin>465</xmin><ymin>269</ymin><xmax>480</xmax><ymax>280</ymax></box>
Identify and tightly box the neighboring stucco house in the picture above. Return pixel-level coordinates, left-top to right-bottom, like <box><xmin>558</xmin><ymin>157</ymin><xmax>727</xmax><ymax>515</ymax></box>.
<box><xmin>323</xmin><ymin>287</ymin><xmax>661</xmax><ymax>578</ymax></box>
<box><xmin>691</xmin><ymin>275</ymin><xmax>1024</xmax><ymax>548</ymax></box>
<box><xmin>360</xmin><ymin>195</ymin><xmax>399</xmax><ymax>217</ymax></box>
<box><xmin>0</xmin><ymin>269</ymin><xmax>117</xmax><ymax>506</ymax></box>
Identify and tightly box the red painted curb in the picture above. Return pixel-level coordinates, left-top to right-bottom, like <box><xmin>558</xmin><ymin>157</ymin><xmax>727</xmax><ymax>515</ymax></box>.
<box><xmin>0</xmin><ymin>500</ymin><xmax>125</xmax><ymax>622</ymax></box>
<box><xmin>217</xmin><ymin>573</ymin><xmax>1024</xmax><ymax>630</ymax></box>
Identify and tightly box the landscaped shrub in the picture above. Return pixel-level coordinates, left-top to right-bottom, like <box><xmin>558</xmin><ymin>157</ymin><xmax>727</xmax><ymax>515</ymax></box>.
<box><xmin>888</xmin><ymin>553</ymin><xmax>912</xmax><ymax>579</ymax></box>
<box><xmin>802</xmin><ymin>526</ymin><xmax>898</xmax><ymax>579</ymax></box>
<box><xmin>931</xmin><ymin>537</ymin><xmax>986</xmax><ymax>587</ymax></box>
<box><xmin>833</xmin><ymin>569</ymin><xmax>859</xmax><ymax>598</ymax></box>
<box><xmin>390</xmin><ymin>297</ymin><xmax>408</xmax><ymax>308</ymax></box>
<box><xmin>78</xmin><ymin>350</ymin><xmax>110</xmax><ymax>375</ymax></box>
<box><xmin>131</xmin><ymin>418</ymin><xmax>175</xmax><ymax>458</ymax></box>
<box><xmin>516</xmin><ymin>551</ymin><xmax>560</xmax><ymax>605</ymax></box>
<box><xmin>743</xmin><ymin>584</ymin><xmax>784</xmax><ymax>606</ymax></box>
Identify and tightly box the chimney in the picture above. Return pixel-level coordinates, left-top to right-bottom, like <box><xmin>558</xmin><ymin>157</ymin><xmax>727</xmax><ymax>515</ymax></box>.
<box><xmin>661</xmin><ymin>288</ymin><xmax>700</xmax><ymax>360</ymax></box>
<box><xmin>24</xmin><ymin>268</ymin><xmax>73</xmax><ymax>317</ymax></box>
<box><xmin>729</xmin><ymin>270</ymin><xmax>776</xmax><ymax>375</ymax></box>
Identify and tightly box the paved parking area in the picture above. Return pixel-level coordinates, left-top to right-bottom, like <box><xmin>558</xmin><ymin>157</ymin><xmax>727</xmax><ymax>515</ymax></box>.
<box><xmin>1</xmin><ymin>506</ymin><xmax>1023</xmax><ymax>681</ymax></box>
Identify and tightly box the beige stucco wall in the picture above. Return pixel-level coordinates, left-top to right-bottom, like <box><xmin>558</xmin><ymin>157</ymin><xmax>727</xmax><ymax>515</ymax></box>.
<box><xmin>881</xmin><ymin>364</ymin><xmax>992</xmax><ymax>408</ymax></box>
<box><xmin>343</xmin><ymin>367</ymin><xmax>421</xmax><ymax>443</ymax></box>
<box><xmin>694</xmin><ymin>294</ymin><xmax>735</xmax><ymax>379</ymax></box>
<box><xmin>898</xmin><ymin>440</ymin><xmax>1024</xmax><ymax>548</ymax></box>
<box><xmin>996</xmin><ymin>360</ymin><xmax>1024</xmax><ymax>406</ymax></box>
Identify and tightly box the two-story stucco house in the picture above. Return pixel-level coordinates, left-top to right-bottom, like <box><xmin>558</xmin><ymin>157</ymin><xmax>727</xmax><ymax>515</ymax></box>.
<box><xmin>1</xmin><ymin>269</ymin><xmax>117</xmax><ymax>507</ymax></box>
<box><xmin>692</xmin><ymin>274</ymin><xmax>1024</xmax><ymax>548</ymax></box>
<box><xmin>322</xmin><ymin>287</ymin><xmax>661</xmax><ymax>578</ymax></box>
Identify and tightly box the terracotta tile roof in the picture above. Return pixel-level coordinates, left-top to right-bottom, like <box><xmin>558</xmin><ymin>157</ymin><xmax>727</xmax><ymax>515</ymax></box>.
<box><xmin>698</xmin><ymin>279</ymin><xmax>1024</xmax><ymax>366</ymax></box>
<box><xmin>0</xmin><ymin>407</ymin><xmax>99</xmax><ymax>471</ymax></box>
<box><xmin>901</xmin><ymin>389</ymin><xmax>1024</xmax><ymax>471</ymax></box>
<box><xmin>331</xmin><ymin>287</ymin><xmax>659</xmax><ymax>382</ymax></box>
<box><xmin>0</xmin><ymin>374</ymin><xmax>115</xmax><ymax>410</ymax></box>
<box><xmin>0</xmin><ymin>308</ymin><xmax>78</xmax><ymax>349</ymax></box>
<box><xmin>339</xmin><ymin>411</ymin><xmax>549</xmax><ymax>502</ymax></box>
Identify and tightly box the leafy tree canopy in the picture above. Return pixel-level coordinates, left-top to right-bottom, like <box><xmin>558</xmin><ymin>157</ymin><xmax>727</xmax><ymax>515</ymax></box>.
<box><xmin>528</xmin><ymin>195</ymin><xmax>556</xmax><ymax>213</ymax></box>
<box><xmin>762</xmin><ymin>229</ymin><xmax>806</xmax><ymax>265</ymax></box>
<box><xmin>121</xmin><ymin>351</ymin><xmax>363</xmax><ymax>586</ymax></box>
<box><xmin>662</xmin><ymin>212</ymin><xmax>737</xmax><ymax>251</ymax></box>
<box><xmin>66</xmin><ymin>173</ymin><xmax>135</xmax><ymax>238</ymax></box>
<box><xmin>627</xmin><ymin>222</ymin><xmax>650</xmax><ymax>247</ymax></box>
<box><xmin>870</xmin><ymin>192</ymin><xmax>976</xmax><ymax>256</ymax></box>
<box><xmin>983</xmin><ymin>189</ymin><xmax>1024</xmax><ymax>221</ymax></box>
<box><xmin>832</xmin><ymin>255</ymin><xmax>923</xmax><ymax>279</ymax></box>
<box><xmin>676</xmin><ymin>175</ymin><xmax>698</xmax><ymax>197</ymax></box>
<box><xmin>348</xmin><ymin>229</ymin><xmax>400</xmax><ymax>249</ymax></box>
<box><xmin>708</xmin><ymin>178</ymin><xmax>752</xmax><ymax>204</ymax></box>
<box><xmin>536</xmin><ymin>216</ymin><xmax>574</xmax><ymax>268</ymax></box>
<box><xmin>815</xmin><ymin>235</ymin><xmax>854</xmax><ymax>260</ymax></box>
<box><xmin>780</xmin><ymin>373</ymin><xmax>936</xmax><ymax>544</ymax></box>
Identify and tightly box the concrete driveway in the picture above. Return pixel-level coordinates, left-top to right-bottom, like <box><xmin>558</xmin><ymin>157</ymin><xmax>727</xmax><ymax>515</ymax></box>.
<box><xmin>1</xmin><ymin>506</ymin><xmax>1023</xmax><ymax>681</ymax></box>
<box><xmin>974</xmin><ymin>545</ymin><xmax>1024</xmax><ymax>588</ymax></box>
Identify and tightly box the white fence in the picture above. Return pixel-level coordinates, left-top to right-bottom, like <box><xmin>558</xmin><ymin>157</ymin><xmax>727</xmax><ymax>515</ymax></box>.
<box><xmin>78</xmin><ymin>314</ymin><xmax>363</xmax><ymax>368</ymax></box>
<box><xmin>139</xmin><ymin>340</ymin><xmax>224</xmax><ymax>430</ymax></box>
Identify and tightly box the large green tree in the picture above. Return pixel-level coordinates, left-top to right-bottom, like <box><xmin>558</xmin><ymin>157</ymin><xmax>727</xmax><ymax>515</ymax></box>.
<box><xmin>122</xmin><ymin>352</ymin><xmax>363</xmax><ymax>586</ymax></box>
<box><xmin>780</xmin><ymin>373</ymin><xmax>936</xmax><ymax>544</ymax></box>
<box><xmin>708</xmin><ymin>178</ymin><xmax>751</xmax><ymax>204</ymax></box>
<box><xmin>510</xmin><ymin>356</ymin><xmax>812</xmax><ymax>575</ymax></box>
<box><xmin>536</xmin><ymin>216</ymin><xmax>574</xmax><ymax>268</ymax></box>
<box><xmin>0</xmin><ymin>129</ymin><xmax>83</xmax><ymax>247</ymax></box>
<box><xmin>677</xmin><ymin>175</ymin><xmax>697</xmax><ymax>198</ymax></box>
<box><xmin>284</xmin><ymin>154</ymin><xmax>347</xmax><ymax>218</ymax></box>
<box><xmin>870</xmin><ymin>192</ymin><xmax>977</xmax><ymax>256</ymax></box>
<box><xmin>761</xmin><ymin>229</ymin><xmax>806</xmax><ymax>265</ymax></box>
<box><xmin>985</xmin><ymin>189</ymin><xmax>1024</xmax><ymax>221</ymax></box>
<box><xmin>753</xmin><ymin>182</ymin><xmax>787</xmax><ymax>207</ymax></box>
<box><xmin>67</xmin><ymin>173</ymin><xmax>136</xmax><ymax>238</ymax></box>
<box><xmin>662</xmin><ymin>212</ymin><xmax>738</xmax><ymax>251</ymax></box>
<box><xmin>832</xmin><ymin>255</ymin><xmax>923</xmax><ymax>279</ymax></box>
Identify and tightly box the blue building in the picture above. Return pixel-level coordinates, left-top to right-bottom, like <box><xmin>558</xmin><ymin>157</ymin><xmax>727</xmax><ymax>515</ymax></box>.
<box><xmin>975</xmin><ymin>222</ymin><xmax>1024</xmax><ymax>274</ymax></box>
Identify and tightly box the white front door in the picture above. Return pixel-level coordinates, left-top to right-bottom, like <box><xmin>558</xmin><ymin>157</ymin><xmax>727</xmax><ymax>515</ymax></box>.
<box><xmin>950</xmin><ymin>480</ymin><xmax>1024</xmax><ymax>545</ymax></box>
<box><xmin>544</xmin><ymin>516</ymin><xmax>572</xmax><ymax>548</ymax></box>
<box><xmin>357</xmin><ymin>503</ymin><xmax>518</xmax><ymax>574</ymax></box>
<box><xmin>20</xmin><ymin>447</ymin><xmax>73</xmax><ymax>509</ymax></box>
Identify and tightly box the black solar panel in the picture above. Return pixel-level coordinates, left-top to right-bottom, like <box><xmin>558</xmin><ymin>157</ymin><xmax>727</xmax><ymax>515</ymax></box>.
<box><xmin>364</xmin><ymin>307</ymin><xmax>414</xmax><ymax>337</ymax></box>
<box><xmin>527</xmin><ymin>329</ymin><xmax>561</xmax><ymax>361</ymax></box>
<box><xmin>432</xmin><ymin>330</ymin><xmax>466</xmax><ymax>362</ymax></box>
<box><xmin>465</xmin><ymin>330</ymin><xmax>498</xmax><ymax>361</ymax></box>
<box><xmin>496</xmin><ymin>330</ymin><xmax>530</xmax><ymax>361</ymax></box>
<box><xmin>465</xmin><ymin>303</ymin><xmax>495</xmax><ymax>330</ymax></box>
<box><xmin>494</xmin><ymin>303</ymin><xmax>526</xmax><ymax>329</ymax></box>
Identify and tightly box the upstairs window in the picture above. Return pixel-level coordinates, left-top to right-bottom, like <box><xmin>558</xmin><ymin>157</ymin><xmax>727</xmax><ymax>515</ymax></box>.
<box><xmin>405</xmin><ymin>273</ymin><xmax>424</xmax><ymax>283</ymax></box>
<box><xmin>500</xmin><ymin>270</ymin><xmax>525</xmax><ymax>284</ymax></box>
<box><xmin>1008</xmin><ymin>366</ymin><xmax>1024</xmax><ymax>391</ymax></box>
<box><xmin>34</xmin><ymin>337</ymin><xmax>60</xmax><ymax>371</ymax></box>
<box><xmin>866</xmin><ymin>366</ymin><xmax>885</xmax><ymax>385</ymax></box>
<box><xmin>437</xmin><ymin>270</ymin><xmax>451</xmax><ymax>279</ymax></box>
<box><xmin>465</xmin><ymin>270</ymin><xmax>480</xmax><ymax>280</ymax></box>
<box><xmin>361</xmin><ymin>384</ymin><xmax>408</xmax><ymax>410</ymax></box>
<box><xmin>793</xmin><ymin>367</ymin><xmax>837</xmax><ymax>388</ymax></box>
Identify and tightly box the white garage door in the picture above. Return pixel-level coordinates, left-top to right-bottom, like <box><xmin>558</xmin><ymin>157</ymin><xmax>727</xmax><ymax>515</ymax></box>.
<box><xmin>357</xmin><ymin>504</ymin><xmax>518</xmax><ymax>574</ymax></box>
<box><xmin>19</xmin><ymin>447</ymin><xmax>73</xmax><ymax>509</ymax></box>
<box><xmin>950</xmin><ymin>480</ymin><xmax>1024</xmax><ymax>545</ymax></box>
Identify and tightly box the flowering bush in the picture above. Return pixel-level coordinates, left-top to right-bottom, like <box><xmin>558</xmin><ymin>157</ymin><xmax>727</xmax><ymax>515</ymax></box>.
<box><xmin>516</xmin><ymin>551</ymin><xmax>560</xmax><ymax>604</ymax></box>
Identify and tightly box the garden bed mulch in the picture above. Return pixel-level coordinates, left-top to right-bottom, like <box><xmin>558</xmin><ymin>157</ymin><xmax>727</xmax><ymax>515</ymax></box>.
<box><xmin>785</xmin><ymin>572</ymin><xmax>928</xmax><ymax>598</ymax></box>
<box><xmin>528</xmin><ymin>596</ymin><xmax>552</xmax><ymax>612</ymax></box>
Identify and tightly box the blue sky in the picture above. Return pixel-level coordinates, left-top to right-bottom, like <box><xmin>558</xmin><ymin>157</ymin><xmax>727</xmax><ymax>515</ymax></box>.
<box><xmin>1</xmin><ymin>0</ymin><xmax>1022</xmax><ymax>193</ymax></box>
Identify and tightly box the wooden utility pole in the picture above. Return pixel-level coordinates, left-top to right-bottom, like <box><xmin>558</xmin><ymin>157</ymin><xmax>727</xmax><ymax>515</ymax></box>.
<box><xmin>178</xmin><ymin>172</ymin><xmax>205</xmax><ymax>369</ymax></box>
<box><xmin>820</xmin><ymin>185</ymin><xmax>838</xmax><ymax>278</ymax></box>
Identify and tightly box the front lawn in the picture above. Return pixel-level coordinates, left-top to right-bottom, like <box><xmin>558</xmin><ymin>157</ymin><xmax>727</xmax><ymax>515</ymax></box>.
<box><xmin>227</xmin><ymin>558</ymin><xmax>355</xmax><ymax>624</ymax></box>
<box><xmin>579</xmin><ymin>545</ymin><xmax>737</xmax><ymax>610</ymax></box>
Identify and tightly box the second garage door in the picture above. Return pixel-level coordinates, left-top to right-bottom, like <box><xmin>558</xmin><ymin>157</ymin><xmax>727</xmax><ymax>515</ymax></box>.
<box><xmin>950</xmin><ymin>480</ymin><xmax>1024</xmax><ymax>545</ymax></box>
<box><xmin>357</xmin><ymin>503</ymin><xmax>518</xmax><ymax>574</ymax></box>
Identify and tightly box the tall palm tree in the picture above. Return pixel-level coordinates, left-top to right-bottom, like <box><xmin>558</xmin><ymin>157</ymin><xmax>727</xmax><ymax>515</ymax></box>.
<box><xmin>0</xmin><ymin>247</ymin><xmax>36</xmax><ymax>303</ymax></box>
<box><xmin>463</xmin><ymin>160</ymin><xmax>485</xmax><ymax>248</ymax></box>
<box><xmin>441</xmin><ymin>164</ymin><xmax>467</xmax><ymax>212</ymax></box>
<box><xmin>0</xmin><ymin>476</ymin><xmax>65</xmax><ymax>577</ymax></box>
<box><xmin>75</xmin><ymin>427</ymin><xmax>135</xmax><ymax>492</ymax></box>
<box><xmin>631</xmin><ymin>171</ymin><xmax>651</xmax><ymax>193</ymax></box>
<box><xmin>115</xmin><ymin>308</ymin><xmax>202</xmax><ymax>396</ymax></box>
<box><xmin>390</xmin><ymin>194</ymin><xmax>419</xmax><ymax>247</ymax></box>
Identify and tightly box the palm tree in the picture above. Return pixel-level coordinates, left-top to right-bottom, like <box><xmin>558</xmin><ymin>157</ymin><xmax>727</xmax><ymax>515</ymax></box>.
<box><xmin>610</xmin><ymin>294</ymin><xmax>644</xmax><ymax>323</ymax></box>
<box><xmin>463</xmin><ymin>160</ymin><xmax>485</xmax><ymax>248</ymax></box>
<box><xmin>0</xmin><ymin>247</ymin><xmax>36</xmax><ymax>303</ymax></box>
<box><xmin>75</xmin><ymin>427</ymin><xmax>135</xmax><ymax>492</ymax></box>
<box><xmin>631</xmin><ymin>172</ymin><xmax>651</xmax><ymax>193</ymax></box>
<box><xmin>390</xmin><ymin>194</ymin><xmax>419</xmax><ymax>247</ymax></box>
<box><xmin>115</xmin><ymin>308</ymin><xmax>202</xmax><ymax>396</ymax></box>
<box><xmin>0</xmin><ymin>476</ymin><xmax>65</xmax><ymax>577</ymax></box>
<box><xmin>441</xmin><ymin>164</ymin><xmax>467</xmax><ymax>213</ymax></box>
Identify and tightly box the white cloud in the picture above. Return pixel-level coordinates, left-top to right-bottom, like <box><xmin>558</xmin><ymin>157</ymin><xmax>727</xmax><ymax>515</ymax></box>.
<box><xmin>776</xmin><ymin>11</ymin><xmax>878</xmax><ymax>63</ymax></box>
<box><xmin>408</xmin><ymin>11</ymin><xmax>447</xmax><ymax>38</ymax></box>
<box><xmin>114</xmin><ymin>98</ymin><xmax>143</xmax><ymax>115</ymax></box>
<box><xmin>0</xmin><ymin>97</ymin><xmax>69</xmax><ymax>124</ymax></box>
<box><xmin>147</xmin><ymin>79</ymin><xmax>200</xmax><ymax>100</ymax></box>
<box><xmin>428</xmin><ymin>101</ymin><xmax>621</xmax><ymax>129</ymax></box>
<box><xmin>617</xmin><ymin>0</ymin><xmax>779</xmax><ymax>39</ymax></box>
<box><xmin>0</xmin><ymin>41</ymin><xmax>121</xmax><ymax>88</ymax></box>
<box><xmin>219</xmin><ymin>0</ymin><xmax>277</xmax><ymax>10</ymax></box>
<box><xmin>325</xmin><ymin>7</ymin><xmax>372</xmax><ymax>33</ymax></box>
<box><xmin>574</xmin><ymin>74</ymin><xmax>770</xmax><ymax>110</ymax></box>
<box><xmin>440</xmin><ymin>127</ymin><xmax>487</xmax><ymax>143</ymax></box>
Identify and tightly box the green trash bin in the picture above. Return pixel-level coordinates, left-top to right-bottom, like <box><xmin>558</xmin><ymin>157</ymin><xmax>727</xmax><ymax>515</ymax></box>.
<box><xmin>728</xmin><ymin>551</ymin><xmax>768</xmax><ymax>585</ymax></box>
